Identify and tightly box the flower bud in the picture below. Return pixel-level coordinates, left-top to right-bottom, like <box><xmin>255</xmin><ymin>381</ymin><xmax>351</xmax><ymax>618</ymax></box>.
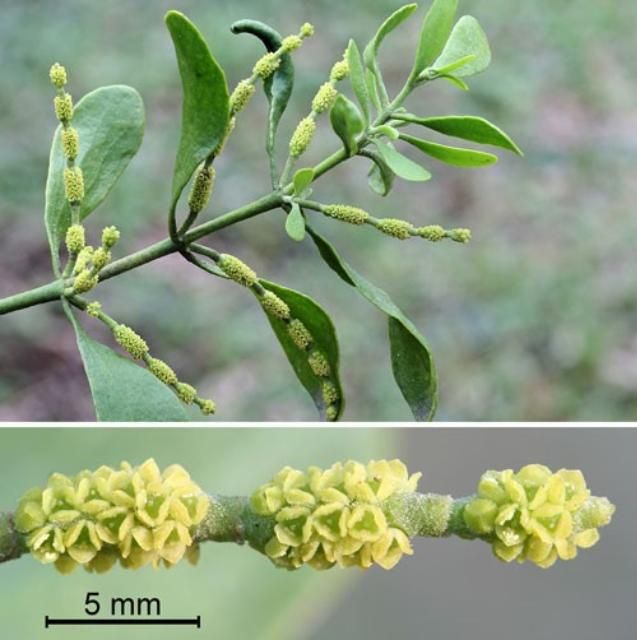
<box><xmin>54</xmin><ymin>94</ymin><xmax>73</xmax><ymax>123</ymax></box>
<box><xmin>73</xmin><ymin>246</ymin><xmax>94</xmax><ymax>274</ymax></box>
<box><xmin>101</xmin><ymin>226</ymin><xmax>120</xmax><ymax>249</ymax></box>
<box><xmin>176</xmin><ymin>382</ymin><xmax>197</xmax><ymax>405</ymax></box>
<box><xmin>65</xmin><ymin>224</ymin><xmax>85</xmax><ymax>254</ymax></box>
<box><xmin>308</xmin><ymin>351</ymin><xmax>330</xmax><ymax>377</ymax></box>
<box><xmin>188</xmin><ymin>164</ymin><xmax>215</xmax><ymax>214</ymax></box>
<box><xmin>72</xmin><ymin>270</ymin><xmax>98</xmax><ymax>294</ymax></box>
<box><xmin>49</xmin><ymin>63</ymin><xmax>67</xmax><ymax>88</ymax></box>
<box><xmin>253</xmin><ymin>52</ymin><xmax>280</xmax><ymax>79</ymax></box>
<box><xmin>300</xmin><ymin>23</ymin><xmax>315</xmax><ymax>38</ymax></box>
<box><xmin>312</xmin><ymin>83</ymin><xmax>338</xmax><ymax>114</ymax></box>
<box><xmin>63</xmin><ymin>167</ymin><xmax>84</xmax><ymax>204</ymax></box>
<box><xmin>322</xmin><ymin>381</ymin><xmax>338</xmax><ymax>405</ymax></box>
<box><xmin>86</xmin><ymin>302</ymin><xmax>102</xmax><ymax>318</ymax></box>
<box><xmin>323</xmin><ymin>204</ymin><xmax>369</xmax><ymax>225</ymax></box>
<box><xmin>287</xmin><ymin>319</ymin><xmax>313</xmax><ymax>350</ymax></box>
<box><xmin>376</xmin><ymin>218</ymin><xmax>414</xmax><ymax>240</ymax></box>
<box><xmin>416</xmin><ymin>225</ymin><xmax>445</xmax><ymax>242</ymax></box>
<box><xmin>91</xmin><ymin>247</ymin><xmax>111</xmax><ymax>271</ymax></box>
<box><xmin>61</xmin><ymin>127</ymin><xmax>79</xmax><ymax>160</ymax></box>
<box><xmin>449</xmin><ymin>228</ymin><xmax>471</xmax><ymax>243</ymax></box>
<box><xmin>230</xmin><ymin>80</ymin><xmax>256</xmax><ymax>114</ymax></box>
<box><xmin>198</xmin><ymin>399</ymin><xmax>216</xmax><ymax>415</ymax></box>
<box><xmin>330</xmin><ymin>59</ymin><xmax>349</xmax><ymax>82</ymax></box>
<box><xmin>113</xmin><ymin>324</ymin><xmax>149</xmax><ymax>360</ymax></box>
<box><xmin>260</xmin><ymin>291</ymin><xmax>291</xmax><ymax>320</ymax></box>
<box><xmin>218</xmin><ymin>254</ymin><xmax>258</xmax><ymax>288</ymax></box>
<box><xmin>289</xmin><ymin>116</ymin><xmax>316</xmax><ymax>157</ymax></box>
<box><xmin>147</xmin><ymin>357</ymin><xmax>178</xmax><ymax>386</ymax></box>
<box><xmin>281</xmin><ymin>35</ymin><xmax>302</xmax><ymax>52</ymax></box>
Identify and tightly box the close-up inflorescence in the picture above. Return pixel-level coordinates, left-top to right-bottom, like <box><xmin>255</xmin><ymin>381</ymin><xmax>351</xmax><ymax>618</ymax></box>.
<box><xmin>1</xmin><ymin>458</ymin><xmax>614</xmax><ymax>575</ymax></box>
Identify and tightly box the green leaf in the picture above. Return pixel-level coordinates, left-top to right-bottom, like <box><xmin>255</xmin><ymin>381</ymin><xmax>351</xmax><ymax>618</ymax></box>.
<box><xmin>410</xmin><ymin>0</ymin><xmax>459</xmax><ymax>81</ymax></box>
<box><xmin>44</xmin><ymin>85</ymin><xmax>144</xmax><ymax>273</ymax></box>
<box><xmin>400</xmin><ymin>133</ymin><xmax>498</xmax><ymax>167</ymax></box>
<box><xmin>433</xmin><ymin>15</ymin><xmax>491</xmax><ymax>77</ymax></box>
<box><xmin>259</xmin><ymin>280</ymin><xmax>344</xmax><ymax>421</ymax></box>
<box><xmin>230</xmin><ymin>20</ymin><xmax>294</xmax><ymax>162</ymax></box>
<box><xmin>346</xmin><ymin>39</ymin><xmax>370</xmax><ymax>124</ymax></box>
<box><xmin>439</xmin><ymin>74</ymin><xmax>470</xmax><ymax>91</ymax></box>
<box><xmin>360</xmin><ymin>148</ymin><xmax>395</xmax><ymax>197</ymax></box>
<box><xmin>63</xmin><ymin>302</ymin><xmax>190</xmax><ymax>422</ymax></box>
<box><xmin>307</xmin><ymin>226</ymin><xmax>437</xmax><ymax>420</ymax></box>
<box><xmin>364</xmin><ymin>4</ymin><xmax>418</xmax><ymax>68</ymax></box>
<box><xmin>365</xmin><ymin>68</ymin><xmax>383</xmax><ymax>110</ymax></box>
<box><xmin>363</xmin><ymin>3</ymin><xmax>418</xmax><ymax>105</ymax></box>
<box><xmin>374</xmin><ymin>124</ymin><xmax>400</xmax><ymax>140</ymax></box>
<box><xmin>165</xmin><ymin>11</ymin><xmax>229</xmax><ymax>212</ymax></box>
<box><xmin>395</xmin><ymin>114</ymin><xmax>523</xmax><ymax>155</ymax></box>
<box><xmin>292</xmin><ymin>168</ymin><xmax>314</xmax><ymax>196</ymax></box>
<box><xmin>372</xmin><ymin>139</ymin><xmax>432</xmax><ymax>181</ymax></box>
<box><xmin>285</xmin><ymin>203</ymin><xmax>306</xmax><ymax>242</ymax></box>
<box><xmin>330</xmin><ymin>94</ymin><xmax>365</xmax><ymax>157</ymax></box>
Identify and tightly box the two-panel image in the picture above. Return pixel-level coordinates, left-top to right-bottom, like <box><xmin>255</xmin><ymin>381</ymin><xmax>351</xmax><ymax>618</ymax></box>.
<box><xmin>0</xmin><ymin>1</ymin><xmax>634</xmax><ymax>638</ymax></box>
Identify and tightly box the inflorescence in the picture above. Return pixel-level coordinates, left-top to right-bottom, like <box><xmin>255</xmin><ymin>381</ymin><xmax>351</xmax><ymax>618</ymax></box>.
<box><xmin>15</xmin><ymin>459</ymin><xmax>209</xmax><ymax>574</ymax></box>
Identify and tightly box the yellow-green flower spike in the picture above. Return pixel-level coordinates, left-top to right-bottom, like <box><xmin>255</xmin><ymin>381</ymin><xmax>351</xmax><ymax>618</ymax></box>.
<box><xmin>260</xmin><ymin>291</ymin><xmax>291</xmax><ymax>320</ymax></box>
<box><xmin>251</xmin><ymin>460</ymin><xmax>420</xmax><ymax>571</ymax></box>
<box><xmin>61</xmin><ymin>127</ymin><xmax>79</xmax><ymax>160</ymax></box>
<box><xmin>322</xmin><ymin>381</ymin><xmax>338</xmax><ymax>405</ymax></box>
<box><xmin>449</xmin><ymin>228</ymin><xmax>471</xmax><ymax>243</ymax></box>
<box><xmin>330</xmin><ymin>59</ymin><xmax>350</xmax><ymax>82</ymax></box>
<box><xmin>54</xmin><ymin>94</ymin><xmax>73</xmax><ymax>123</ymax></box>
<box><xmin>63</xmin><ymin>167</ymin><xmax>84</xmax><ymax>204</ymax></box>
<box><xmin>375</xmin><ymin>218</ymin><xmax>414</xmax><ymax>240</ymax></box>
<box><xmin>323</xmin><ymin>204</ymin><xmax>369</xmax><ymax>225</ymax></box>
<box><xmin>91</xmin><ymin>247</ymin><xmax>111</xmax><ymax>271</ymax></box>
<box><xmin>325</xmin><ymin>406</ymin><xmax>338</xmax><ymax>421</ymax></box>
<box><xmin>416</xmin><ymin>225</ymin><xmax>446</xmax><ymax>242</ymax></box>
<box><xmin>312</xmin><ymin>83</ymin><xmax>338</xmax><ymax>114</ymax></box>
<box><xmin>86</xmin><ymin>302</ymin><xmax>102</xmax><ymax>318</ymax></box>
<box><xmin>72</xmin><ymin>270</ymin><xmax>98</xmax><ymax>294</ymax></box>
<box><xmin>463</xmin><ymin>465</ymin><xmax>616</xmax><ymax>569</ymax></box>
<box><xmin>253</xmin><ymin>52</ymin><xmax>280</xmax><ymax>79</ymax></box>
<box><xmin>218</xmin><ymin>254</ymin><xmax>258</xmax><ymax>288</ymax></box>
<box><xmin>230</xmin><ymin>80</ymin><xmax>256</xmax><ymax>114</ymax></box>
<box><xmin>289</xmin><ymin>116</ymin><xmax>316</xmax><ymax>158</ymax></box>
<box><xmin>146</xmin><ymin>357</ymin><xmax>178</xmax><ymax>386</ymax></box>
<box><xmin>65</xmin><ymin>224</ymin><xmax>85</xmax><ymax>254</ymax></box>
<box><xmin>187</xmin><ymin>164</ymin><xmax>215</xmax><ymax>214</ymax></box>
<box><xmin>113</xmin><ymin>324</ymin><xmax>149</xmax><ymax>360</ymax></box>
<box><xmin>281</xmin><ymin>34</ymin><xmax>302</xmax><ymax>52</ymax></box>
<box><xmin>308</xmin><ymin>351</ymin><xmax>330</xmax><ymax>377</ymax></box>
<box><xmin>101</xmin><ymin>225</ymin><xmax>120</xmax><ymax>249</ymax></box>
<box><xmin>287</xmin><ymin>319</ymin><xmax>313</xmax><ymax>350</ymax></box>
<box><xmin>14</xmin><ymin>459</ymin><xmax>209</xmax><ymax>573</ymax></box>
<box><xmin>49</xmin><ymin>62</ymin><xmax>67</xmax><ymax>88</ymax></box>
<box><xmin>176</xmin><ymin>382</ymin><xmax>197</xmax><ymax>405</ymax></box>
<box><xmin>300</xmin><ymin>22</ymin><xmax>315</xmax><ymax>38</ymax></box>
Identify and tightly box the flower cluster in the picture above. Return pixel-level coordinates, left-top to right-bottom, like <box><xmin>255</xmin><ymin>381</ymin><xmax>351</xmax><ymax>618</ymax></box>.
<box><xmin>14</xmin><ymin>459</ymin><xmax>209</xmax><ymax>574</ymax></box>
<box><xmin>463</xmin><ymin>464</ymin><xmax>615</xmax><ymax>568</ymax></box>
<box><xmin>250</xmin><ymin>460</ymin><xmax>421</xmax><ymax>571</ymax></box>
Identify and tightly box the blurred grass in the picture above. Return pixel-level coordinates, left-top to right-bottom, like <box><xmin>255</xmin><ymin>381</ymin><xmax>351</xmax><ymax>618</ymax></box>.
<box><xmin>1</xmin><ymin>0</ymin><xmax>636</xmax><ymax>420</ymax></box>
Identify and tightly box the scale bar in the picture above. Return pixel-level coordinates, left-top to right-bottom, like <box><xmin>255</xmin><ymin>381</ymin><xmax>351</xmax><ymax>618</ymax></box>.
<box><xmin>45</xmin><ymin>615</ymin><xmax>200</xmax><ymax>628</ymax></box>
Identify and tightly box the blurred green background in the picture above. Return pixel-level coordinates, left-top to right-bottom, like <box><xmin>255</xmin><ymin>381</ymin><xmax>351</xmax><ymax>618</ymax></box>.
<box><xmin>0</xmin><ymin>428</ymin><xmax>633</xmax><ymax>639</ymax></box>
<box><xmin>1</xmin><ymin>0</ymin><xmax>636</xmax><ymax>420</ymax></box>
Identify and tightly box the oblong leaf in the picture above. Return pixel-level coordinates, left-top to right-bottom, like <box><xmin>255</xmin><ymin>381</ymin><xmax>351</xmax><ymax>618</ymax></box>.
<box><xmin>433</xmin><ymin>15</ymin><xmax>491</xmax><ymax>77</ymax></box>
<box><xmin>346</xmin><ymin>39</ymin><xmax>370</xmax><ymax>124</ymax></box>
<box><xmin>293</xmin><ymin>168</ymin><xmax>314</xmax><ymax>196</ymax></box>
<box><xmin>359</xmin><ymin>148</ymin><xmax>395</xmax><ymax>197</ymax></box>
<box><xmin>364</xmin><ymin>4</ymin><xmax>418</xmax><ymax>68</ymax></box>
<box><xmin>166</xmin><ymin>11</ymin><xmax>230</xmax><ymax>211</ymax></box>
<box><xmin>231</xmin><ymin>20</ymin><xmax>294</xmax><ymax>158</ymax></box>
<box><xmin>259</xmin><ymin>280</ymin><xmax>344</xmax><ymax>421</ymax></box>
<box><xmin>306</xmin><ymin>226</ymin><xmax>437</xmax><ymax>421</ymax></box>
<box><xmin>63</xmin><ymin>303</ymin><xmax>190</xmax><ymax>422</ymax></box>
<box><xmin>285</xmin><ymin>203</ymin><xmax>306</xmax><ymax>242</ymax></box>
<box><xmin>395</xmin><ymin>114</ymin><xmax>523</xmax><ymax>155</ymax></box>
<box><xmin>409</xmin><ymin>0</ymin><xmax>459</xmax><ymax>81</ymax></box>
<box><xmin>400</xmin><ymin>133</ymin><xmax>498</xmax><ymax>167</ymax></box>
<box><xmin>373</xmin><ymin>139</ymin><xmax>432</xmax><ymax>181</ymax></box>
<box><xmin>44</xmin><ymin>85</ymin><xmax>144</xmax><ymax>273</ymax></box>
<box><xmin>330</xmin><ymin>94</ymin><xmax>365</xmax><ymax>157</ymax></box>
